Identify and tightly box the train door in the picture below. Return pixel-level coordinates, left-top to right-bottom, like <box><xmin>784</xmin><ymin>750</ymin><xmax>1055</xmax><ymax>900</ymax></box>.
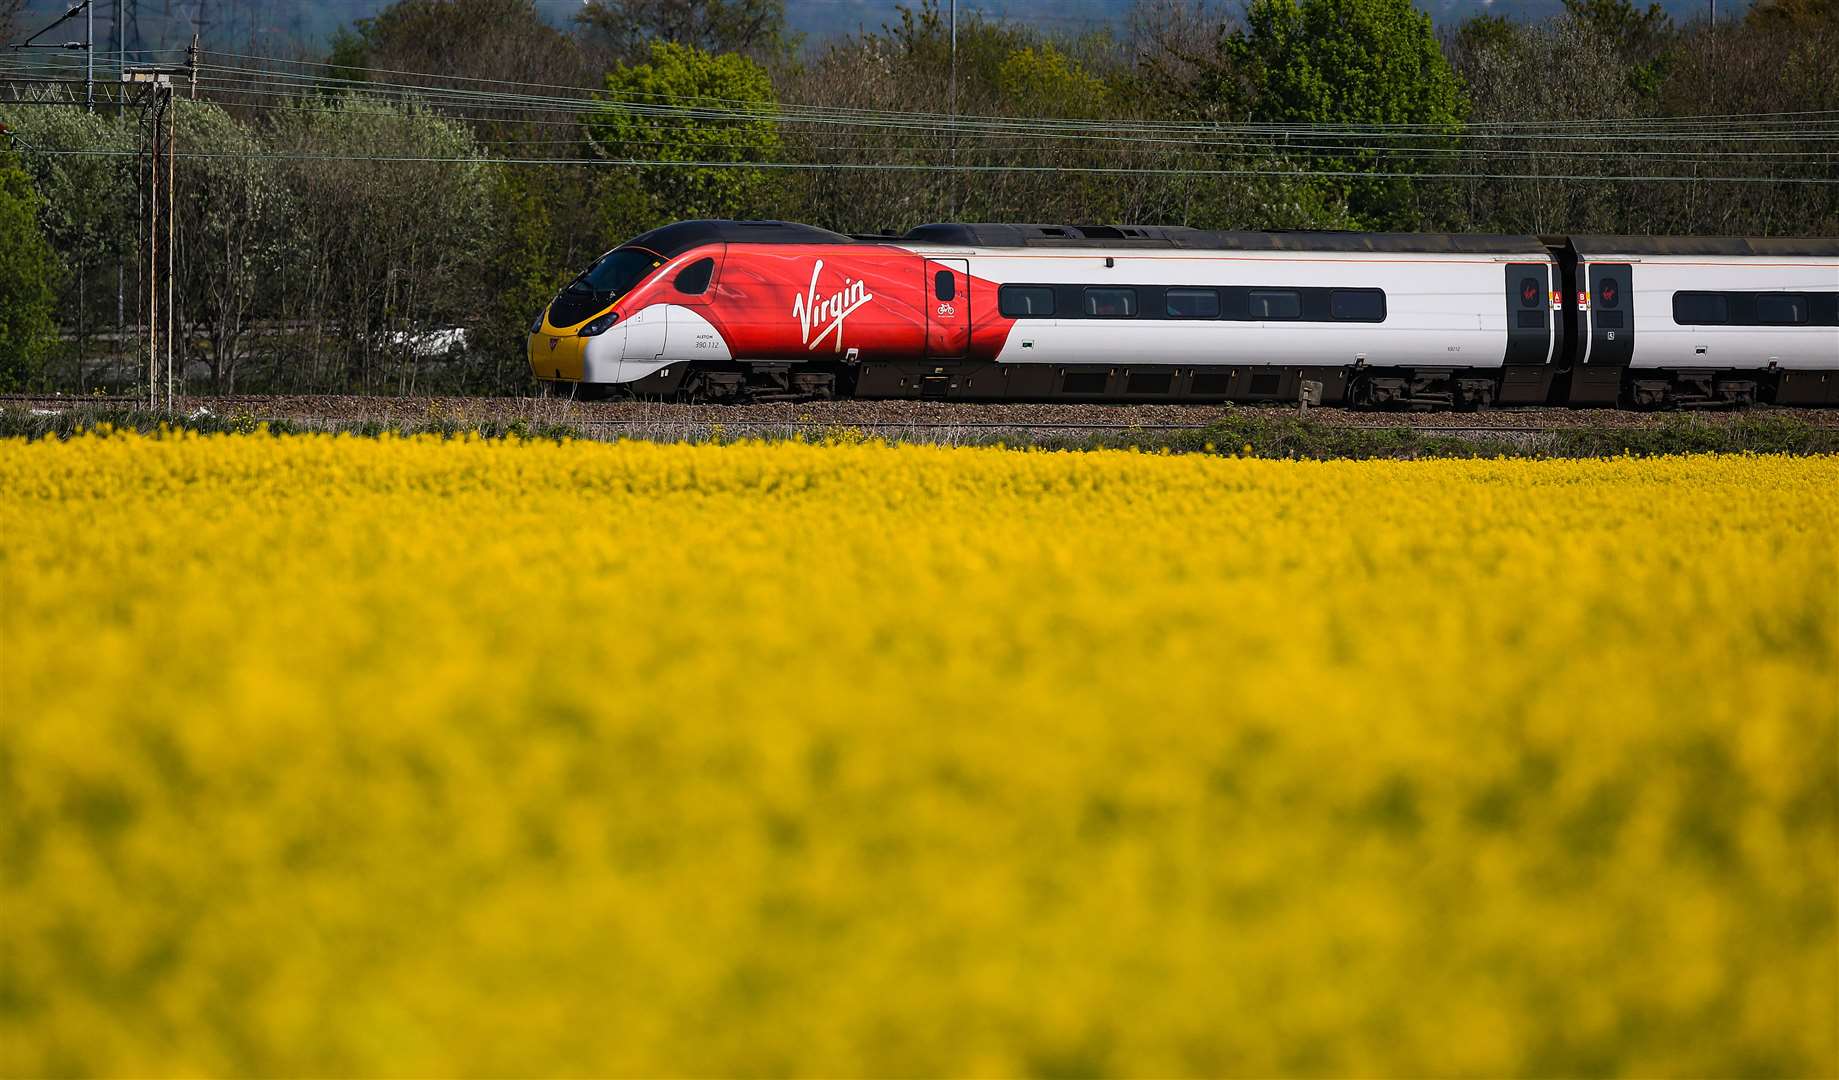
<box><xmin>1587</xmin><ymin>263</ymin><xmax>1635</xmax><ymax>366</ymax></box>
<box><xmin>623</xmin><ymin>305</ymin><xmax>666</xmax><ymax>362</ymax></box>
<box><xmin>926</xmin><ymin>259</ymin><xmax>970</xmax><ymax>359</ymax></box>
<box><xmin>1500</xmin><ymin>262</ymin><xmax>1558</xmax><ymax>404</ymax></box>
<box><xmin>1570</xmin><ymin>260</ymin><xmax>1634</xmax><ymax>404</ymax></box>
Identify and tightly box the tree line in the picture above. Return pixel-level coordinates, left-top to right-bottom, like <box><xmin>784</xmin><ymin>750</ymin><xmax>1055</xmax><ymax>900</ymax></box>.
<box><xmin>1</xmin><ymin>0</ymin><xmax>1833</xmax><ymax>395</ymax></box>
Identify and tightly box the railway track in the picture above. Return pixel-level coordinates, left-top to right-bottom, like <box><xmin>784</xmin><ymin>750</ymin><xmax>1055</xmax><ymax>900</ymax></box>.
<box><xmin>6</xmin><ymin>395</ymin><xmax>1835</xmax><ymax>448</ymax></box>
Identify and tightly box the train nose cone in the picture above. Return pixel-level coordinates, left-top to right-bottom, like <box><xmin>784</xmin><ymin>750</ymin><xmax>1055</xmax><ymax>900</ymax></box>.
<box><xmin>528</xmin><ymin>329</ymin><xmax>587</xmax><ymax>382</ymax></box>
<box><xmin>582</xmin><ymin>323</ymin><xmax>628</xmax><ymax>384</ymax></box>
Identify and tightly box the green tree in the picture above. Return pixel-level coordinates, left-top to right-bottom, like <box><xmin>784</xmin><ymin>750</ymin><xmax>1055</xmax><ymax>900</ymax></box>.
<box><xmin>577</xmin><ymin>0</ymin><xmax>788</xmax><ymax>64</ymax></box>
<box><xmin>173</xmin><ymin>101</ymin><xmax>291</xmax><ymax>393</ymax></box>
<box><xmin>1451</xmin><ymin>12</ymin><xmax>1522</xmax><ymax>56</ymax></box>
<box><xmin>998</xmin><ymin>44</ymin><xmax>1110</xmax><ymax>117</ymax></box>
<box><xmin>1562</xmin><ymin>0</ymin><xmax>1672</xmax><ymax>97</ymax></box>
<box><xmin>1564</xmin><ymin>0</ymin><xmax>1671</xmax><ymax>56</ymax></box>
<box><xmin>327</xmin><ymin>0</ymin><xmax>584</xmax><ymax>82</ymax></box>
<box><xmin>584</xmin><ymin>42</ymin><xmax>783</xmax><ymax>233</ymax></box>
<box><xmin>270</xmin><ymin>96</ymin><xmax>493</xmax><ymax>393</ymax></box>
<box><xmin>481</xmin><ymin>166</ymin><xmax>562</xmax><ymax>393</ymax></box>
<box><xmin>0</xmin><ymin>142</ymin><xmax>60</xmax><ymax>390</ymax></box>
<box><xmin>1230</xmin><ymin>0</ymin><xmax>1467</xmax><ymax>227</ymax></box>
<box><xmin>1</xmin><ymin>106</ymin><xmax>135</xmax><ymax>389</ymax></box>
<box><xmin>881</xmin><ymin>0</ymin><xmax>1035</xmax><ymax>93</ymax></box>
<box><xmin>990</xmin><ymin>44</ymin><xmax>1126</xmax><ymax>221</ymax></box>
<box><xmin>321</xmin><ymin>0</ymin><xmax>589</xmax><ymax>135</ymax></box>
<box><xmin>1437</xmin><ymin>16</ymin><xmax>1638</xmax><ymax>235</ymax></box>
<box><xmin>1746</xmin><ymin>0</ymin><xmax>1839</xmax><ymax>27</ymax></box>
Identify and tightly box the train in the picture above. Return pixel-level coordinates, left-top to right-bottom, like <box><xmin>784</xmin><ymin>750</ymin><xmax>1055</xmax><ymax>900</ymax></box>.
<box><xmin>527</xmin><ymin>220</ymin><xmax>1839</xmax><ymax>407</ymax></box>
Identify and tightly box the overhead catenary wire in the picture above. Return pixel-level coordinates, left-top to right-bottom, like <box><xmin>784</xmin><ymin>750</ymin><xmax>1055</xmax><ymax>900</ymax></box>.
<box><xmin>177</xmin><ymin>71</ymin><xmax>1839</xmax><ymax>147</ymax></box>
<box><xmin>12</xmin><ymin>49</ymin><xmax>1839</xmax><ymax>145</ymax></box>
<box><xmin>14</xmin><ymin>71</ymin><xmax>1834</xmax><ymax>174</ymax></box>
<box><xmin>4</xmin><ymin>48</ymin><xmax>1835</xmax><ymax>186</ymax></box>
<box><xmin>44</xmin><ymin>49</ymin><xmax>1820</xmax><ymax>142</ymax></box>
<box><xmin>16</xmin><ymin>65</ymin><xmax>1839</xmax><ymax>158</ymax></box>
<box><xmin>18</xmin><ymin>146</ymin><xmax>1838</xmax><ymax>184</ymax></box>
<box><xmin>152</xmin><ymin>81</ymin><xmax>1839</xmax><ymax>176</ymax></box>
<box><xmin>183</xmin><ymin>47</ymin><xmax>1839</xmax><ymax>133</ymax></box>
<box><xmin>69</xmin><ymin>76</ymin><xmax>1827</xmax><ymax>164</ymax></box>
<box><xmin>12</xmin><ymin>46</ymin><xmax>1839</xmax><ymax>140</ymax></box>
<box><xmin>195</xmin><ymin>65</ymin><xmax>1839</xmax><ymax>142</ymax></box>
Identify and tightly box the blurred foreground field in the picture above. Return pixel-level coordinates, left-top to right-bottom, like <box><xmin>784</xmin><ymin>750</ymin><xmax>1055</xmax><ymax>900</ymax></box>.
<box><xmin>2</xmin><ymin>434</ymin><xmax>1835</xmax><ymax>1078</ymax></box>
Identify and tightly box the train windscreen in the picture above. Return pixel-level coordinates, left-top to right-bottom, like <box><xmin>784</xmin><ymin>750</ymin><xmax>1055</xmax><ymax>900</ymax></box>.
<box><xmin>548</xmin><ymin>247</ymin><xmax>665</xmax><ymax>327</ymax></box>
<box><xmin>572</xmin><ymin>248</ymin><xmax>663</xmax><ymax>300</ymax></box>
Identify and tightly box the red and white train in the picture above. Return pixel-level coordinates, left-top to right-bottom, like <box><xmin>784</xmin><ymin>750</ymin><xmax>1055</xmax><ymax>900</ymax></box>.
<box><xmin>528</xmin><ymin>220</ymin><xmax>1839</xmax><ymax>407</ymax></box>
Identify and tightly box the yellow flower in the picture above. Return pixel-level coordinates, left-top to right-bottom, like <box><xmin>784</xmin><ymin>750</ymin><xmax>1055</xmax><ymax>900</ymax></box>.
<box><xmin>2</xmin><ymin>433</ymin><xmax>1834</xmax><ymax>1078</ymax></box>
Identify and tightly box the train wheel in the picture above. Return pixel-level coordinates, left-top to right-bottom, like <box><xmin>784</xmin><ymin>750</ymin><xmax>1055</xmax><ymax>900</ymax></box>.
<box><xmin>676</xmin><ymin>369</ymin><xmax>747</xmax><ymax>404</ymax></box>
<box><xmin>790</xmin><ymin>371</ymin><xmax>837</xmax><ymax>400</ymax></box>
<box><xmin>1455</xmin><ymin>378</ymin><xmax>1497</xmax><ymax>411</ymax></box>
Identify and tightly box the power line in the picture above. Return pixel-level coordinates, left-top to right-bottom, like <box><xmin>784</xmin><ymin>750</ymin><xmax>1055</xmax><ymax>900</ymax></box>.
<box><xmin>9</xmin><ymin>47</ymin><xmax>1839</xmax><ymax>146</ymax></box>
<box><xmin>7</xmin><ymin>48</ymin><xmax>1834</xmax><ymax>185</ymax></box>
<box><xmin>15</xmin><ymin>49</ymin><xmax>1839</xmax><ymax>150</ymax></box>
<box><xmin>174</xmin><ymin>65</ymin><xmax>1839</xmax><ymax>147</ymax></box>
<box><xmin>182</xmin><ymin>48</ymin><xmax>1839</xmax><ymax>139</ymax></box>
<box><xmin>12</xmin><ymin>93</ymin><xmax>1830</xmax><ymax>167</ymax></box>
<box><xmin>127</xmin><ymin>76</ymin><xmax>1835</xmax><ymax>161</ymax></box>
<box><xmin>19</xmin><ymin>147</ymin><xmax>1839</xmax><ymax>184</ymax></box>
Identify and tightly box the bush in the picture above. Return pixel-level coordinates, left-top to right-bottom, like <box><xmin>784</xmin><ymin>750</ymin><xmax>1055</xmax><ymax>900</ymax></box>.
<box><xmin>0</xmin><ymin>144</ymin><xmax>61</xmax><ymax>389</ymax></box>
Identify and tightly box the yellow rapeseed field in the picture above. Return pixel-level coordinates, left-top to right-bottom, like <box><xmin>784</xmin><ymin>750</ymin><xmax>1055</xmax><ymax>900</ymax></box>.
<box><xmin>2</xmin><ymin>432</ymin><xmax>1835</xmax><ymax>1078</ymax></box>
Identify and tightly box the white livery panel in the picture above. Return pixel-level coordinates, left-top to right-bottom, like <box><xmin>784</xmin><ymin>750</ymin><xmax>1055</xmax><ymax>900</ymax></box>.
<box><xmin>941</xmin><ymin>249</ymin><xmax>1544</xmax><ymax>369</ymax></box>
<box><xmin>1613</xmin><ymin>257</ymin><xmax>1838</xmax><ymax>371</ymax></box>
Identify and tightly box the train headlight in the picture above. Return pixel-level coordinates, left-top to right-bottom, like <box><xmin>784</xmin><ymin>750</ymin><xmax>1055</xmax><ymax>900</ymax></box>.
<box><xmin>578</xmin><ymin>311</ymin><xmax>619</xmax><ymax>337</ymax></box>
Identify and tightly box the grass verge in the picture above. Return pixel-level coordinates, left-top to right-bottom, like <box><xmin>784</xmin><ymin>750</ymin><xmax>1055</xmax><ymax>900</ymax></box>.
<box><xmin>2</xmin><ymin>404</ymin><xmax>1834</xmax><ymax>459</ymax></box>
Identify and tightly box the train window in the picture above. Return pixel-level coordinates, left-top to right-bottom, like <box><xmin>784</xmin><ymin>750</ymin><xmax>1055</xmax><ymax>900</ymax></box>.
<box><xmin>999</xmin><ymin>285</ymin><xmax>1055</xmax><ymax>318</ymax></box>
<box><xmin>1330</xmin><ymin>289</ymin><xmax>1386</xmax><ymax>322</ymax></box>
<box><xmin>1166</xmin><ymin>288</ymin><xmax>1220</xmax><ymax>318</ymax></box>
<box><xmin>934</xmin><ymin>269</ymin><xmax>956</xmax><ymax>302</ymax></box>
<box><xmin>1757</xmin><ymin>293</ymin><xmax>1809</xmax><ymax>325</ymax></box>
<box><xmin>573</xmin><ymin>247</ymin><xmax>663</xmax><ymax>299</ymax></box>
<box><xmin>1251</xmin><ymin>290</ymin><xmax>1302</xmax><ymax>320</ymax></box>
<box><xmin>673</xmin><ymin>257</ymin><xmax>714</xmax><ymax>295</ymax></box>
<box><xmin>1084</xmin><ymin>288</ymin><xmax>1138</xmax><ymax>317</ymax></box>
<box><xmin>1673</xmin><ymin>292</ymin><xmax>1728</xmax><ymax>325</ymax></box>
<box><xmin>1597</xmin><ymin>277</ymin><xmax>1621</xmax><ymax>309</ymax></box>
<box><xmin>1518</xmin><ymin>277</ymin><xmax>1542</xmax><ymax>308</ymax></box>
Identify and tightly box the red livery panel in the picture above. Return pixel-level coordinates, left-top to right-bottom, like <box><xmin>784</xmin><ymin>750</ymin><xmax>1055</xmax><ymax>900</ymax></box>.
<box><xmin>606</xmin><ymin>243</ymin><xmax>1016</xmax><ymax>364</ymax></box>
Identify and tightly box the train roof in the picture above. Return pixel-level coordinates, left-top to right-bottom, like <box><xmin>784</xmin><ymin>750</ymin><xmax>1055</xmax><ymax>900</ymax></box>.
<box><xmin>1568</xmin><ymin>234</ymin><xmax>1839</xmax><ymax>258</ymax></box>
<box><xmin>901</xmin><ymin>223</ymin><xmax>1550</xmax><ymax>253</ymax></box>
<box><xmin>623</xmin><ymin>219</ymin><xmax>854</xmax><ymax>257</ymax></box>
<box><xmin>621</xmin><ymin>220</ymin><xmax>1839</xmax><ymax>259</ymax></box>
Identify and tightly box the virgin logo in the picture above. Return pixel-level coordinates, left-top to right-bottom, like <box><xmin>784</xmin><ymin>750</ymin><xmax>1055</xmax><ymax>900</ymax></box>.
<box><xmin>792</xmin><ymin>259</ymin><xmax>874</xmax><ymax>352</ymax></box>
